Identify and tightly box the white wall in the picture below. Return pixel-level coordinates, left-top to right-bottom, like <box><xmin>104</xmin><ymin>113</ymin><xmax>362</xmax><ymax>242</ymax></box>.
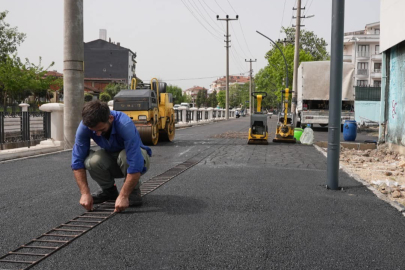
<box><xmin>381</xmin><ymin>0</ymin><xmax>405</xmax><ymax>52</ymax></box>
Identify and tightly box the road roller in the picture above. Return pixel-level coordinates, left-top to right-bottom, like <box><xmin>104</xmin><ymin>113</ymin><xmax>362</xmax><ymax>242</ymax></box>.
<box><xmin>248</xmin><ymin>92</ymin><xmax>269</xmax><ymax>145</ymax></box>
<box><xmin>273</xmin><ymin>88</ymin><xmax>296</xmax><ymax>143</ymax></box>
<box><xmin>113</xmin><ymin>78</ymin><xmax>175</xmax><ymax>145</ymax></box>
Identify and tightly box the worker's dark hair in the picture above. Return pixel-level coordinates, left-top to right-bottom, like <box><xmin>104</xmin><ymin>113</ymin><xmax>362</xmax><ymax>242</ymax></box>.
<box><xmin>82</xmin><ymin>100</ymin><xmax>110</xmax><ymax>128</ymax></box>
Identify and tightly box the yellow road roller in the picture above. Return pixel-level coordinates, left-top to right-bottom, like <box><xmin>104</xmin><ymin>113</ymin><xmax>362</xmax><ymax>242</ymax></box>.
<box><xmin>113</xmin><ymin>78</ymin><xmax>175</xmax><ymax>145</ymax></box>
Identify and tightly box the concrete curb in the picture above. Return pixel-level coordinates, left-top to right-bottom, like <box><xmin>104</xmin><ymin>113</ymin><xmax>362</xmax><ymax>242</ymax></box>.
<box><xmin>313</xmin><ymin>144</ymin><xmax>405</xmax><ymax>214</ymax></box>
<box><xmin>0</xmin><ymin>146</ymin><xmax>66</xmax><ymax>163</ymax></box>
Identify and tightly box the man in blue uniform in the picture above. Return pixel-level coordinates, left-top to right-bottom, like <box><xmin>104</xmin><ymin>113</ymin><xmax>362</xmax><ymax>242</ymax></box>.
<box><xmin>71</xmin><ymin>100</ymin><xmax>151</xmax><ymax>213</ymax></box>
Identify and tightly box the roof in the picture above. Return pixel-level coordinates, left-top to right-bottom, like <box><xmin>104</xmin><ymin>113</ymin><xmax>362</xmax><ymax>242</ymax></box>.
<box><xmin>365</xmin><ymin>21</ymin><xmax>380</xmax><ymax>28</ymax></box>
<box><xmin>84</xmin><ymin>78</ymin><xmax>127</xmax><ymax>82</ymax></box>
<box><xmin>45</xmin><ymin>71</ymin><xmax>63</xmax><ymax>78</ymax></box>
<box><xmin>212</xmin><ymin>76</ymin><xmax>250</xmax><ymax>84</ymax></box>
<box><xmin>185</xmin><ymin>86</ymin><xmax>206</xmax><ymax>92</ymax></box>
<box><xmin>84</xmin><ymin>85</ymin><xmax>102</xmax><ymax>93</ymax></box>
<box><xmin>84</xmin><ymin>39</ymin><xmax>136</xmax><ymax>57</ymax></box>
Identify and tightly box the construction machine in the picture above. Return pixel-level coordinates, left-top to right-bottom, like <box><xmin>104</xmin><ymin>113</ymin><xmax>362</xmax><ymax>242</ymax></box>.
<box><xmin>248</xmin><ymin>92</ymin><xmax>269</xmax><ymax>145</ymax></box>
<box><xmin>273</xmin><ymin>88</ymin><xmax>296</xmax><ymax>143</ymax></box>
<box><xmin>113</xmin><ymin>78</ymin><xmax>175</xmax><ymax>145</ymax></box>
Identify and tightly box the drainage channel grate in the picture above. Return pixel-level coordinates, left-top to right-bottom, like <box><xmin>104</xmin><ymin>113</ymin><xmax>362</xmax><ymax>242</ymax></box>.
<box><xmin>0</xmin><ymin>149</ymin><xmax>213</xmax><ymax>270</ymax></box>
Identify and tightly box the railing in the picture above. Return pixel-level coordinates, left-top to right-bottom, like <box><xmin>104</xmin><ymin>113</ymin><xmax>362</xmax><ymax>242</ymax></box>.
<box><xmin>175</xmin><ymin>109</ymin><xmax>182</xmax><ymax>123</ymax></box>
<box><xmin>357</xmin><ymin>69</ymin><xmax>368</xmax><ymax>75</ymax></box>
<box><xmin>186</xmin><ymin>111</ymin><xmax>192</xmax><ymax>122</ymax></box>
<box><xmin>173</xmin><ymin>107</ymin><xmax>234</xmax><ymax>126</ymax></box>
<box><xmin>0</xmin><ymin>111</ymin><xmax>51</xmax><ymax>150</ymax></box>
<box><xmin>197</xmin><ymin>111</ymin><xmax>202</xmax><ymax>121</ymax></box>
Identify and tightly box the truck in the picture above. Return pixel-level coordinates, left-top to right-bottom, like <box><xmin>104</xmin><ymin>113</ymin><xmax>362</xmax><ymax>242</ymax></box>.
<box><xmin>296</xmin><ymin>61</ymin><xmax>355</xmax><ymax>128</ymax></box>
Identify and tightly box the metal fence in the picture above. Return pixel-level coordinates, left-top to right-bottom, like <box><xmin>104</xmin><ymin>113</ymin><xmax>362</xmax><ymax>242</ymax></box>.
<box><xmin>0</xmin><ymin>111</ymin><xmax>51</xmax><ymax>150</ymax></box>
<box><xmin>355</xmin><ymin>86</ymin><xmax>381</xmax><ymax>101</ymax></box>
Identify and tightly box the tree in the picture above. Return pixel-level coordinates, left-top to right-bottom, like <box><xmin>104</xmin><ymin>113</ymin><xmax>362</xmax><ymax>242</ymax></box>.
<box><xmin>0</xmin><ymin>11</ymin><xmax>26</xmax><ymax>62</ymax></box>
<box><xmin>0</xmin><ymin>55</ymin><xmax>29</xmax><ymax>107</ymax></box>
<box><xmin>99</xmin><ymin>92</ymin><xmax>111</xmax><ymax>102</ymax></box>
<box><xmin>207</xmin><ymin>90</ymin><xmax>218</xmax><ymax>108</ymax></box>
<box><xmin>166</xmin><ymin>84</ymin><xmax>184</xmax><ymax>104</ymax></box>
<box><xmin>255</xmin><ymin>43</ymin><xmax>314</xmax><ymax>108</ymax></box>
<box><xmin>229</xmin><ymin>83</ymin><xmax>249</xmax><ymax>108</ymax></box>
<box><xmin>217</xmin><ymin>90</ymin><xmax>225</xmax><ymax>108</ymax></box>
<box><xmin>104</xmin><ymin>83</ymin><xmax>128</xmax><ymax>99</ymax></box>
<box><xmin>196</xmin><ymin>88</ymin><xmax>208</xmax><ymax>108</ymax></box>
<box><xmin>282</xmin><ymin>27</ymin><xmax>329</xmax><ymax>61</ymax></box>
<box><xmin>84</xmin><ymin>93</ymin><xmax>93</xmax><ymax>102</ymax></box>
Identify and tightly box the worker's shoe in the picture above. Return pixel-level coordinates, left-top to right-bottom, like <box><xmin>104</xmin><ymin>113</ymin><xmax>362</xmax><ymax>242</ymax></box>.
<box><xmin>91</xmin><ymin>185</ymin><xmax>119</xmax><ymax>204</ymax></box>
<box><xmin>129</xmin><ymin>188</ymin><xmax>143</xmax><ymax>207</ymax></box>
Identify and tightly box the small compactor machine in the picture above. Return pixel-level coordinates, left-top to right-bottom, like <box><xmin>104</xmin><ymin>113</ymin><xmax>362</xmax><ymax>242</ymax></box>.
<box><xmin>248</xmin><ymin>92</ymin><xmax>269</xmax><ymax>145</ymax></box>
<box><xmin>113</xmin><ymin>78</ymin><xmax>175</xmax><ymax>145</ymax></box>
<box><xmin>273</xmin><ymin>88</ymin><xmax>296</xmax><ymax>143</ymax></box>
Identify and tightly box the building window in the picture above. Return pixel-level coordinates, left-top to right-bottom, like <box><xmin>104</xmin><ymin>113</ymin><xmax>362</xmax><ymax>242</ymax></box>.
<box><xmin>357</xmin><ymin>62</ymin><xmax>368</xmax><ymax>75</ymax></box>
<box><xmin>374</xmin><ymin>63</ymin><xmax>381</xmax><ymax>72</ymax></box>
<box><xmin>375</xmin><ymin>29</ymin><xmax>380</xmax><ymax>34</ymax></box>
<box><xmin>357</xmin><ymin>80</ymin><xmax>368</xmax><ymax>87</ymax></box>
<box><xmin>375</xmin><ymin>45</ymin><xmax>380</xmax><ymax>54</ymax></box>
<box><xmin>374</xmin><ymin>81</ymin><xmax>381</xmax><ymax>87</ymax></box>
<box><xmin>357</xmin><ymin>45</ymin><xmax>369</xmax><ymax>57</ymax></box>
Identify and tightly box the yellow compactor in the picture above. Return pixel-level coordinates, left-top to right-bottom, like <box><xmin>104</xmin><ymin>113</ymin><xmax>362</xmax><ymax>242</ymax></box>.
<box><xmin>248</xmin><ymin>92</ymin><xmax>269</xmax><ymax>145</ymax></box>
<box><xmin>273</xmin><ymin>88</ymin><xmax>296</xmax><ymax>143</ymax></box>
<box><xmin>113</xmin><ymin>78</ymin><xmax>175</xmax><ymax>145</ymax></box>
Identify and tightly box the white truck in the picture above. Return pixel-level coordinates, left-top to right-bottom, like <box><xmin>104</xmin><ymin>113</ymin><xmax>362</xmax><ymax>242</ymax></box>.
<box><xmin>296</xmin><ymin>61</ymin><xmax>355</xmax><ymax>128</ymax></box>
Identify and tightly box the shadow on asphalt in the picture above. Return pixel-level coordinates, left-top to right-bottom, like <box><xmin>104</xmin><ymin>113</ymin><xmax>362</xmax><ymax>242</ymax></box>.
<box><xmin>122</xmin><ymin>194</ymin><xmax>208</xmax><ymax>215</ymax></box>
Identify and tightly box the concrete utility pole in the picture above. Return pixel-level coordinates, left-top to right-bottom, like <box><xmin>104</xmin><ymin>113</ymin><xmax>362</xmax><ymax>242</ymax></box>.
<box><xmin>245</xmin><ymin>59</ymin><xmax>257</xmax><ymax>114</ymax></box>
<box><xmin>327</xmin><ymin>0</ymin><xmax>345</xmax><ymax>190</ymax></box>
<box><xmin>291</xmin><ymin>0</ymin><xmax>304</xmax><ymax>125</ymax></box>
<box><xmin>217</xmin><ymin>15</ymin><xmax>238</xmax><ymax>120</ymax></box>
<box><xmin>64</xmin><ymin>0</ymin><xmax>84</xmax><ymax>149</ymax></box>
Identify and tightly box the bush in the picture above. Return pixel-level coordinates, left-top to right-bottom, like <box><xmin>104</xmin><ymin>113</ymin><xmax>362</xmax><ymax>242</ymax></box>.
<box><xmin>84</xmin><ymin>93</ymin><xmax>93</xmax><ymax>102</ymax></box>
<box><xmin>99</xmin><ymin>92</ymin><xmax>111</xmax><ymax>102</ymax></box>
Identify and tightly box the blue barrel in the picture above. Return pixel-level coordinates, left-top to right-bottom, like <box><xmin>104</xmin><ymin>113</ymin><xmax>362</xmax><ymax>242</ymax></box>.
<box><xmin>343</xmin><ymin>120</ymin><xmax>357</xmax><ymax>141</ymax></box>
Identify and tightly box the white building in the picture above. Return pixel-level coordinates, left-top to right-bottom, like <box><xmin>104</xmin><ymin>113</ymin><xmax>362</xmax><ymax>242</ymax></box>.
<box><xmin>343</xmin><ymin>22</ymin><xmax>381</xmax><ymax>87</ymax></box>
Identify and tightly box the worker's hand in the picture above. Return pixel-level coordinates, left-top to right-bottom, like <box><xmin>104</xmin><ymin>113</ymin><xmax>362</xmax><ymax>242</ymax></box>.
<box><xmin>80</xmin><ymin>193</ymin><xmax>93</xmax><ymax>211</ymax></box>
<box><xmin>115</xmin><ymin>195</ymin><xmax>129</xmax><ymax>213</ymax></box>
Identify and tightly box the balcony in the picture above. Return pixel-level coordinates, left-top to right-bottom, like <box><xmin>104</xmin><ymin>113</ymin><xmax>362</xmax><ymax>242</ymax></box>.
<box><xmin>371</xmin><ymin>54</ymin><xmax>382</xmax><ymax>61</ymax></box>
<box><xmin>357</xmin><ymin>69</ymin><xmax>369</xmax><ymax>76</ymax></box>
<box><xmin>371</xmin><ymin>69</ymin><xmax>381</xmax><ymax>78</ymax></box>
<box><xmin>343</xmin><ymin>55</ymin><xmax>352</xmax><ymax>62</ymax></box>
<box><xmin>357</xmin><ymin>51</ymin><xmax>370</xmax><ymax>58</ymax></box>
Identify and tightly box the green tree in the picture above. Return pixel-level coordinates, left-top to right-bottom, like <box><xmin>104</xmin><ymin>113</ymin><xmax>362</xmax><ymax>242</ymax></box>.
<box><xmin>196</xmin><ymin>88</ymin><xmax>208</xmax><ymax>108</ymax></box>
<box><xmin>0</xmin><ymin>11</ymin><xmax>26</xmax><ymax>62</ymax></box>
<box><xmin>166</xmin><ymin>84</ymin><xmax>184</xmax><ymax>104</ymax></box>
<box><xmin>217</xmin><ymin>90</ymin><xmax>225</xmax><ymax>108</ymax></box>
<box><xmin>229</xmin><ymin>83</ymin><xmax>249</xmax><ymax>108</ymax></box>
<box><xmin>99</xmin><ymin>92</ymin><xmax>111</xmax><ymax>102</ymax></box>
<box><xmin>84</xmin><ymin>93</ymin><xmax>93</xmax><ymax>102</ymax></box>
<box><xmin>0</xmin><ymin>55</ymin><xmax>28</xmax><ymax>107</ymax></box>
<box><xmin>104</xmin><ymin>83</ymin><xmax>128</xmax><ymax>99</ymax></box>
<box><xmin>207</xmin><ymin>90</ymin><xmax>218</xmax><ymax>108</ymax></box>
<box><xmin>255</xmin><ymin>43</ymin><xmax>314</xmax><ymax>108</ymax></box>
<box><xmin>282</xmin><ymin>27</ymin><xmax>329</xmax><ymax>61</ymax></box>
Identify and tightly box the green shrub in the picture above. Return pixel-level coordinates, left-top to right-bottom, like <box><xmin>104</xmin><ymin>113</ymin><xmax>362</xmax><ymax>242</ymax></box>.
<box><xmin>99</xmin><ymin>92</ymin><xmax>111</xmax><ymax>102</ymax></box>
<box><xmin>84</xmin><ymin>93</ymin><xmax>93</xmax><ymax>102</ymax></box>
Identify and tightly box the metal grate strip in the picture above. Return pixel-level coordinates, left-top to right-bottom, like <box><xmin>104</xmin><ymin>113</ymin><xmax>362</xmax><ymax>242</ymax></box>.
<box><xmin>0</xmin><ymin>149</ymin><xmax>214</xmax><ymax>270</ymax></box>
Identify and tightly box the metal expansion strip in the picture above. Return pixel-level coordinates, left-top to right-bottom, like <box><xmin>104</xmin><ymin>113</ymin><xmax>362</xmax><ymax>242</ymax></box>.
<box><xmin>0</xmin><ymin>149</ymin><xmax>213</xmax><ymax>270</ymax></box>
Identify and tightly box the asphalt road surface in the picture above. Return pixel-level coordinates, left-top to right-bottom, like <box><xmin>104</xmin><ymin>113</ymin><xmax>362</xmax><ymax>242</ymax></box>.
<box><xmin>0</xmin><ymin>116</ymin><xmax>401</xmax><ymax>270</ymax></box>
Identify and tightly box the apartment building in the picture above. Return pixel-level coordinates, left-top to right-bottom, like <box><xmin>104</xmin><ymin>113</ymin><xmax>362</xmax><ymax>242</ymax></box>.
<box><xmin>210</xmin><ymin>75</ymin><xmax>250</xmax><ymax>93</ymax></box>
<box><xmin>343</xmin><ymin>22</ymin><xmax>381</xmax><ymax>87</ymax></box>
<box><xmin>184</xmin><ymin>86</ymin><xmax>207</xmax><ymax>105</ymax></box>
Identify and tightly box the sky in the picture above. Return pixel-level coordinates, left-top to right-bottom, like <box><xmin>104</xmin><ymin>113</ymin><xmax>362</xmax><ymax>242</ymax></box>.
<box><xmin>1</xmin><ymin>0</ymin><xmax>380</xmax><ymax>91</ymax></box>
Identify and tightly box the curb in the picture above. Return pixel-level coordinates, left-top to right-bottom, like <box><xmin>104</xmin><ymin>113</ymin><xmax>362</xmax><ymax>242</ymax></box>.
<box><xmin>313</xmin><ymin>144</ymin><xmax>405</xmax><ymax>214</ymax></box>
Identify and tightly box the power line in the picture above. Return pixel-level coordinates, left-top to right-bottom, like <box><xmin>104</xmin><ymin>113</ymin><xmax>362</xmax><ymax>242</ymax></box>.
<box><xmin>214</xmin><ymin>0</ymin><xmax>227</xmax><ymax>14</ymax></box>
<box><xmin>279</xmin><ymin>0</ymin><xmax>288</xmax><ymax>39</ymax></box>
<box><xmin>289</xmin><ymin>0</ymin><xmax>298</xmax><ymax>28</ymax></box>
<box><xmin>188</xmin><ymin>0</ymin><xmax>222</xmax><ymax>35</ymax></box>
<box><xmin>180</xmin><ymin>0</ymin><xmax>222</xmax><ymax>41</ymax></box>
<box><xmin>226</xmin><ymin>0</ymin><xmax>237</xmax><ymax>14</ymax></box>
<box><xmin>303</xmin><ymin>0</ymin><xmax>314</xmax><ymax>17</ymax></box>
<box><xmin>230</xmin><ymin>23</ymin><xmax>248</xmax><ymax>59</ymax></box>
<box><xmin>197</xmin><ymin>0</ymin><xmax>224</xmax><ymax>32</ymax></box>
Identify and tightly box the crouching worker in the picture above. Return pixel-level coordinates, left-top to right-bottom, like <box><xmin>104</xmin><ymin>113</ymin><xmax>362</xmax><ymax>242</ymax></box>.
<box><xmin>71</xmin><ymin>100</ymin><xmax>151</xmax><ymax>213</ymax></box>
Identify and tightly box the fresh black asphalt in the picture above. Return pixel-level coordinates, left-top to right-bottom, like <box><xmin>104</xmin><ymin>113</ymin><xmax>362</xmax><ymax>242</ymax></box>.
<box><xmin>1</xmin><ymin>116</ymin><xmax>403</xmax><ymax>270</ymax></box>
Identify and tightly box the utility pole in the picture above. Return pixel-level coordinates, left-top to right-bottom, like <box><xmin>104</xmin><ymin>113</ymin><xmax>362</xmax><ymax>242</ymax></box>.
<box><xmin>64</xmin><ymin>0</ymin><xmax>84</xmax><ymax>149</ymax></box>
<box><xmin>291</xmin><ymin>0</ymin><xmax>304</xmax><ymax>126</ymax></box>
<box><xmin>245</xmin><ymin>59</ymin><xmax>257</xmax><ymax>114</ymax></box>
<box><xmin>217</xmin><ymin>15</ymin><xmax>238</xmax><ymax>120</ymax></box>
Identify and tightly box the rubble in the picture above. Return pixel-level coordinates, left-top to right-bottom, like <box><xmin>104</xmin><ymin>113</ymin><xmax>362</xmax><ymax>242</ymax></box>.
<box><xmin>339</xmin><ymin>144</ymin><xmax>405</xmax><ymax>206</ymax></box>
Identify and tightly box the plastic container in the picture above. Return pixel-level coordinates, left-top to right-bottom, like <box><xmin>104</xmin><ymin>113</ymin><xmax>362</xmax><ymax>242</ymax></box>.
<box><xmin>294</xmin><ymin>128</ymin><xmax>304</xmax><ymax>141</ymax></box>
<box><xmin>343</xmin><ymin>120</ymin><xmax>357</xmax><ymax>141</ymax></box>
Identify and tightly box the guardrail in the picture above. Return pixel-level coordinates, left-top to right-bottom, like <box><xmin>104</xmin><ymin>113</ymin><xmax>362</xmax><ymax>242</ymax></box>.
<box><xmin>174</xmin><ymin>106</ymin><xmax>236</xmax><ymax>127</ymax></box>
